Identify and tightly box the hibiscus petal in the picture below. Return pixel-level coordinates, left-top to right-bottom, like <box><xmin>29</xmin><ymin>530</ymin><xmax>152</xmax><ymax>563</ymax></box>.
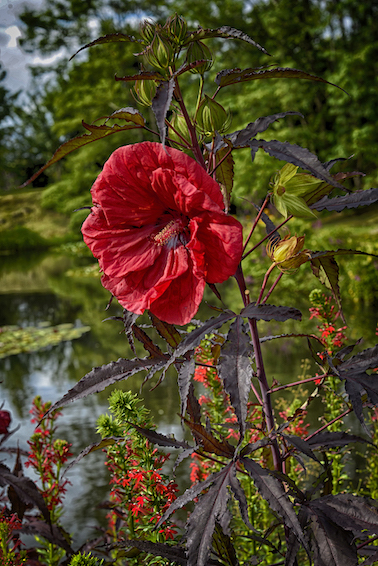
<box><xmin>194</xmin><ymin>213</ymin><xmax>243</xmax><ymax>283</ymax></box>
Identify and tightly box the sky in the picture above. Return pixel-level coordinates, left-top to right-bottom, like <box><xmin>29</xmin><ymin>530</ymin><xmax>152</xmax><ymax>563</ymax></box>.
<box><xmin>0</xmin><ymin>0</ymin><xmax>61</xmax><ymax>93</ymax></box>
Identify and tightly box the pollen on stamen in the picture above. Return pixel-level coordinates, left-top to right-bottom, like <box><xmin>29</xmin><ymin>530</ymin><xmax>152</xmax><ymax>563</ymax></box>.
<box><xmin>152</xmin><ymin>219</ymin><xmax>183</xmax><ymax>247</ymax></box>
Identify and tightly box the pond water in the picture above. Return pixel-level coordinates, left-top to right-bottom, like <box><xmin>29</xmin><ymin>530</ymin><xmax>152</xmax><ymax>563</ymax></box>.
<box><xmin>0</xmin><ymin>249</ymin><xmax>377</xmax><ymax>547</ymax></box>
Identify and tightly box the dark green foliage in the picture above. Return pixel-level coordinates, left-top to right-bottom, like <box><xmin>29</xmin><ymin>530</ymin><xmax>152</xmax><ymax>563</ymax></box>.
<box><xmin>0</xmin><ymin>226</ymin><xmax>49</xmax><ymax>252</ymax></box>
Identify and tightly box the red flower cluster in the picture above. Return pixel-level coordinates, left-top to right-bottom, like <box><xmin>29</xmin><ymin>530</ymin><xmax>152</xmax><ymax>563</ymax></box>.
<box><xmin>82</xmin><ymin>142</ymin><xmax>243</xmax><ymax>325</ymax></box>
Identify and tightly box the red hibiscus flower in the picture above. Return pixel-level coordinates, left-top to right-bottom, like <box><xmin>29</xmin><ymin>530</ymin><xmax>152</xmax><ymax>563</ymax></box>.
<box><xmin>82</xmin><ymin>142</ymin><xmax>243</xmax><ymax>325</ymax></box>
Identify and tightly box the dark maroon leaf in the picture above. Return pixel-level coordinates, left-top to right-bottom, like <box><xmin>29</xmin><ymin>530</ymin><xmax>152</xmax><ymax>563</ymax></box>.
<box><xmin>187</xmin><ymin>383</ymin><xmax>202</xmax><ymax>424</ymax></box>
<box><xmin>226</xmin><ymin>112</ymin><xmax>303</xmax><ymax>147</ymax></box>
<box><xmin>253</xmin><ymin>203</ymin><xmax>280</xmax><ymax>245</ymax></box>
<box><xmin>183</xmin><ymin>417</ymin><xmax>235</xmax><ymax>457</ymax></box>
<box><xmin>248</xmin><ymin>139</ymin><xmax>345</xmax><ymax>189</ymax></box>
<box><xmin>44</xmin><ymin>356</ymin><xmax>167</xmax><ymax>417</ymax></box>
<box><xmin>160</xmin><ymin>311</ymin><xmax>236</xmax><ymax>379</ymax></box>
<box><xmin>212</xmin><ymin>523</ymin><xmax>239</xmax><ymax>566</ymax></box>
<box><xmin>156</xmin><ymin>469</ymin><xmax>229</xmax><ymax>529</ymax></box>
<box><xmin>240</xmin><ymin>437</ymin><xmax>271</xmax><ymax>457</ymax></box>
<box><xmin>215</xmin><ymin>67</ymin><xmax>346</xmax><ymax>92</ymax></box>
<box><xmin>21</xmin><ymin>108</ymin><xmax>145</xmax><ymax>186</ymax></box>
<box><xmin>178</xmin><ymin>358</ymin><xmax>196</xmax><ymax>418</ymax></box>
<box><xmin>149</xmin><ymin>312</ymin><xmax>182</xmax><ymax>349</ymax></box>
<box><xmin>122</xmin><ymin>309</ymin><xmax>139</xmax><ymax>353</ymax></box>
<box><xmin>126</xmin><ymin>422</ymin><xmax>190</xmax><ymax>450</ymax></box>
<box><xmin>360</xmin><ymin>549</ymin><xmax>378</xmax><ymax>565</ymax></box>
<box><xmin>336</xmin><ymin>345</ymin><xmax>378</xmax><ymax>431</ymax></box>
<box><xmin>69</xmin><ymin>33</ymin><xmax>142</xmax><ymax>60</ymax></box>
<box><xmin>281</xmin><ymin>434</ymin><xmax>319</xmax><ymax>462</ymax></box>
<box><xmin>63</xmin><ymin>437</ymin><xmax>123</xmax><ymax>477</ymax></box>
<box><xmin>241</xmin><ymin>457</ymin><xmax>308</xmax><ymax>551</ymax></box>
<box><xmin>151</xmin><ymin>79</ymin><xmax>175</xmax><ymax>147</ymax></box>
<box><xmin>219</xmin><ymin>316</ymin><xmax>253</xmax><ymax>439</ymax></box>
<box><xmin>310</xmin><ymin>254</ymin><xmax>343</xmax><ymax>322</ymax></box>
<box><xmin>184</xmin><ymin>26</ymin><xmax>269</xmax><ymax>55</ymax></box>
<box><xmin>241</xmin><ymin>302</ymin><xmax>302</xmax><ymax>322</ymax></box>
<box><xmin>306</xmin><ymin>431</ymin><xmax>374</xmax><ymax>449</ymax></box>
<box><xmin>310</xmin><ymin>515</ymin><xmax>358</xmax><ymax>566</ymax></box>
<box><xmin>312</xmin><ymin>188</ymin><xmax>378</xmax><ymax>212</ymax></box>
<box><xmin>310</xmin><ymin>494</ymin><xmax>378</xmax><ymax>535</ymax></box>
<box><xmin>260</xmin><ymin>332</ymin><xmax>323</xmax><ymax>345</ymax></box>
<box><xmin>115</xmin><ymin>70</ymin><xmax>164</xmax><ymax>82</ymax></box>
<box><xmin>228</xmin><ymin>465</ymin><xmax>254</xmax><ymax>530</ymax></box>
<box><xmin>116</xmin><ymin>538</ymin><xmax>222</xmax><ymax>565</ymax></box>
<box><xmin>186</xmin><ymin>463</ymin><xmax>234</xmax><ymax>566</ymax></box>
<box><xmin>0</xmin><ymin>463</ymin><xmax>50</xmax><ymax>524</ymax></box>
<box><xmin>20</xmin><ymin>519</ymin><xmax>73</xmax><ymax>554</ymax></box>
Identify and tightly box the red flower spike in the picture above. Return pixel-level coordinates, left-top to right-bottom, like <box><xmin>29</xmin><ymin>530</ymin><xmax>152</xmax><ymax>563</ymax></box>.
<box><xmin>82</xmin><ymin>142</ymin><xmax>243</xmax><ymax>325</ymax></box>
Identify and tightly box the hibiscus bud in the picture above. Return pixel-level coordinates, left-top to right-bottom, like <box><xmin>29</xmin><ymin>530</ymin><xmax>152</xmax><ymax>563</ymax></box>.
<box><xmin>186</xmin><ymin>41</ymin><xmax>213</xmax><ymax>75</ymax></box>
<box><xmin>266</xmin><ymin>234</ymin><xmax>310</xmax><ymax>272</ymax></box>
<box><xmin>140</xmin><ymin>20</ymin><xmax>157</xmax><ymax>43</ymax></box>
<box><xmin>145</xmin><ymin>34</ymin><xmax>175</xmax><ymax>70</ymax></box>
<box><xmin>165</xmin><ymin>13</ymin><xmax>187</xmax><ymax>44</ymax></box>
<box><xmin>168</xmin><ymin>112</ymin><xmax>191</xmax><ymax>145</ymax></box>
<box><xmin>196</xmin><ymin>95</ymin><xmax>230</xmax><ymax>135</ymax></box>
<box><xmin>133</xmin><ymin>79</ymin><xmax>157</xmax><ymax>107</ymax></box>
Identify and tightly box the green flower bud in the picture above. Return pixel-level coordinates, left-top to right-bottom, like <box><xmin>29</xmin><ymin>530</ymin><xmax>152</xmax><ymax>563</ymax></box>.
<box><xmin>196</xmin><ymin>95</ymin><xmax>230</xmax><ymax>135</ymax></box>
<box><xmin>165</xmin><ymin>13</ymin><xmax>187</xmax><ymax>44</ymax></box>
<box><xmin>267</xmin><ymin>234</ymin><xmax>310</xmax><ymax>272</ymax></box>
<box><xmin>133</xmin><ymin>80</ymin><xmax>157</xmax><ymax>107</ymax></box>
<box><xmin>140</xmin><ymin>20</ymin><xmax>157</xmax><ymax>44</ymax></box>
<box><xmin>144</xmin><ymin>34</ymin><xmax>175</xmax><ymax>70</ymax></box>
<box><xmin>186</xmin><ymin>41</ymin><xmax>213</xmax><ymax>75</ymax></box>
<box><xmin>168</xmin><ymin>112</ymin><xmax>191</xmax><ymax>146</ymax></box>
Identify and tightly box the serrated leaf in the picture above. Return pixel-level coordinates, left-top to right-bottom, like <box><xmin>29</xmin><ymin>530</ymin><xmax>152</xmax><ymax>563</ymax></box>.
<box><xmin>228</xmin><ymin>465</ymin><xmax>254</xmax><ymax>531</ymax></box>
<box><xmin>0</xmin><ymin>463</ymin><xmax>50</xmax><ymax>524</ymax></box>
<box><xmin>187</xmin><ymin>383</ymin><xmax>202</xmax><ymax>424</ymax></box>
<box><xmin>312</xmin><ymin>187</ymin><xmax>378</xmax><ymax>212</ymax></box>
<box><xmin>149</xmin><ymin>312</ymin><xmax>181</xmax><ymax>348</ymax></box>
<box><xmin>306</xmin><ymin>431</ymin><xmax>374</xmax><ymax>449</ymax></box>
<box><xmin>310</xmin><ymin>515</ymin><xmax>358</xmax><ymax>566</ymax></box>
<box><xmin>212</xmin><ymin>523</ymin><xmax>239</xmax><ymax>566</ymax></box>
<box><xmin>126</xmin><ymin>422</ymin><xmax>190</xmax><ymax>450</ymax></box>
<box><xmin>310</xmin><ymin>255</ymin><xmax>342</xmax><ymax>321</ymax></box>
<box><xmin>226</xmin><ymin>112</ymin><xmax>303</xmax><ymax>148</ymax></box>
<box><xmin>281</xmin><ymin>434</ymin><xmax>319</xmax><ymax>462</ymax></box>
<box><xmin>248</xmin><ymin>139</ymin><xmax>345</xmax><ymax>189</ymax></box>
<box><xmin>43</xmin><ymin>356</ymin><xmax>167</xmax><ymax>417</ymax></box>
<box><xmin>184</xmin><ymin>27</ymin><xmax>269</xmax><ymax>55</ymax></box>
<box><xmin>241</xmin><ymin>302</ymin><xmax>302</xmax><ymax>322</ymax></box>
<box><xmin>151</xmin><ymin>79</ymin><xmax>175</xmax><ymax>147</ymax></box>
<box><xmin>186</xmin><ymin>463</ymin><xmax>235</xmax><ymax>566</ymax></box>
<box><xmin>337</xmin><ymin>345</ymin><xmax>378</xmax><ymax>432</ymax></box>
<box><xmin>70</xmin><ymin>32</ymin><xmax>143</xmax><ymax>60</ymax></box>
<box><xmin>21</xmin><ymin>108</ymin><xmax>145</xmax><ymax>186</ymax></box>
<box><xmin>63</xmin><ymin>436</ymin><xmax>122</xmax><ymax>477</ymax></box>
<box><xmin>157</xmin><ymin>469</ymin><xmax>227</xmax><ymax>529</ymax></box>
<box><xmin>183</xmin><ymin>417</ymin><xmax>235</xmax><ymax>457</ymax></box>
<box><xmin>116</xmin><ymin>538</ymin><xmax>223</xmax><ymax>565</ymax></box>
<box><xmin>115</xmin><ymin>70</ymin><xmax>164</xmax><ymax>82</ymax></box>
<box><xmin>215</xmin><ymin>67</ymin><xmax>346</xmax><ymax>93</ymax></box>
<box><xmin>20</xmin><ymin>519</ymin><xmax>74</xmax><ymax>554</ymax></box>
<box><xmin>310</xmin><ymin>494</ymin><xmax>378</xmax><ymax>536</ymax></box>
<box><xmin>178</xmin><ymin>358</ymin><xmax>196</xmax><ymax>418</ymax></box>
<box><xmin>241</xmin><ymin>457</ymin><xmax>308</xmax><ymax>551</ymax></box>
<box><xmin>219</xmin><ymin>316</ymin><xmax>253</xmax><ymax>440</ymax></box>
<box><xmin>214</xmin><ymin>147</ymin><xmax>234</xmax><ymax>213</ymax></box>
<box><xmin>160</xmin><ymin>310</ymin><xmax>236</xmax><ymax>380</ymax></box>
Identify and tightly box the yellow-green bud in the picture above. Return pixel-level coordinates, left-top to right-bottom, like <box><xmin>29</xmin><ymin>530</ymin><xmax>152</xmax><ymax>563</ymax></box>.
<box><xmin>140</xmin><ymin>20</ymin><xmax>157</xmax><ymax>44</ymax></box>
<box><xmin>186</xmin><ymin>41</ymin><xmax>213</xmax><ymax>75</ymax></box>
<box><xmin>196</xmin><ymin>95</ymin><xmax>230</xmax><ymax>135</ymax></box>
<box><xmin>133</xmin><ymin>79</ymin><xmax>157</xmax><ymax>107</ymax></box>
<box><xmin>144</xmin><ymin>34</ymin><xmax>175</xmax><ymax>70</ymax></box>
<box><xmin>168</xmin><ymin>112</ymin><xmax>191</xmax><ymax>145</ymax></box>
<box><xmin>165</xmin><ymin>13</ymin><xmax>187</xmax><ymax>44</ymax></box>
<box><xmin>267</xmin><ymin>234</ymin><xmax>310</xmax><ymax>272</ymax></box>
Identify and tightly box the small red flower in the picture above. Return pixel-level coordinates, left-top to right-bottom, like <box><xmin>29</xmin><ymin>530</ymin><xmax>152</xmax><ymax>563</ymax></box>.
<box><xmin>82</xmin><ymin>142</ymin><xmax>243</xmax><ymax>325</ymax></box>
<box><xmin>0</xmin><ymin>410</ymin><xmax>11</xmax><ymax>434</ymax></box>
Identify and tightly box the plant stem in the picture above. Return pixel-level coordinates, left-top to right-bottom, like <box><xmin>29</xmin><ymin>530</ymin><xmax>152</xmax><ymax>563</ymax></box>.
<box><xmin>242</xmin><ymin>194</ymin><xmax>270</xmax><ymax>254</ymax></box>
<box><xmin>242</xmin><ymin>215</ymin><xmax>293</xmax><ymax>261</ymax></box>
<box><xmin>174</xmin><ymin>79</ymin><xmax>206</xmax><ymax>169</ymax></box>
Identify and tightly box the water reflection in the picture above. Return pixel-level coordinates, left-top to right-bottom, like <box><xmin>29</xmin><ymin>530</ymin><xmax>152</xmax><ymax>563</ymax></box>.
<box><xmin>0</xmin><ymin>251</ymin><xmax>377</xmax><ymax>546</ymax></box>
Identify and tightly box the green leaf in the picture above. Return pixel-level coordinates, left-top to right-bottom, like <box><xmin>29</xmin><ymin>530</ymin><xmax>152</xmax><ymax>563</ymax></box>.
<box><xmin>215</xmin><ymin>67</ymin><xmax>347</xmax><ymax>93</ymax></box>
<box><xmin>69</xmin><ymin>33</ymin><xmax>143</xmax><ymax>60</ymax></box>
<box><xmin>21</xmin><ymin>108</ymin><xmax>145</xmax><ymax>186</ymax></box>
